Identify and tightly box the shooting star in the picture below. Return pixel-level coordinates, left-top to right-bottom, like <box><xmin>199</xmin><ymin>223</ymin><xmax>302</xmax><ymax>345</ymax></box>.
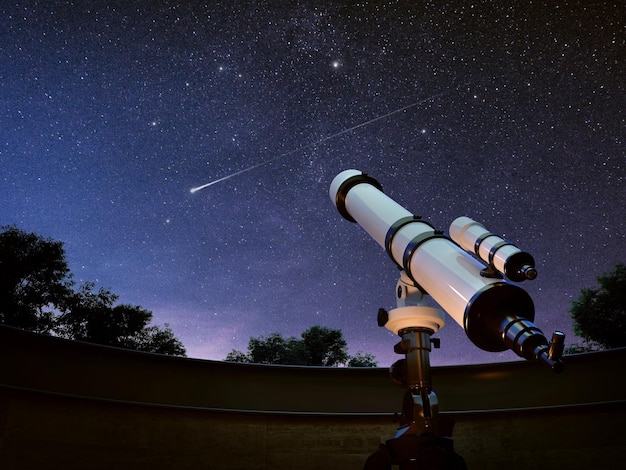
<box><xmin>190</xmin><ymin>89</ymin><xmax>451</xmax><ymax>193</ymax></box>
<box><xmin>189</xmin><ymin>148</ymin><xmax>302</xmax><ymax>193</ymax></box>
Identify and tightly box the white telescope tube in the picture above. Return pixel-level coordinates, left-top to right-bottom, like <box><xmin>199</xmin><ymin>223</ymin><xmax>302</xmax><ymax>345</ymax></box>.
<box><xmin>329</xmin><ymin>169</ymin><xmax>532</xmax><ymax>337</ymax></box>
<box><xmin>449</xmin><ymin>216</ymin><xmax>537</xmax><ymax>282</ymax></box>
<box><xmin>330</xmin><ymin>170</ymin><xmax>563</xmax><ymax>371</ymax></box>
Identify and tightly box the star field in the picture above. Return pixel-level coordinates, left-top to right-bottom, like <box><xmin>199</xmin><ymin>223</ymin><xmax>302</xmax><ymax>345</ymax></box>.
<box><xmin>1</xmin><ymin>1</ymin><xmax>623</xmax><ymax>366</ymax></box>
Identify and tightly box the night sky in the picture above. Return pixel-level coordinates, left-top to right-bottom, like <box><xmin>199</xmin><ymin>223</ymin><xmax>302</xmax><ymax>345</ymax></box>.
<box><xmin>1</xmin><ymin>1</ymin><xmax>623</xmax><ymax>367</ymax></box>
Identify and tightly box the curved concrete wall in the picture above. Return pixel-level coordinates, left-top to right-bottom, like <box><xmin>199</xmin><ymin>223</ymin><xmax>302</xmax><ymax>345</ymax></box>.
<box><xmin>1</xmin><ymin>325</ymin><xmax>624</xmax><ymax>469</ymax></box>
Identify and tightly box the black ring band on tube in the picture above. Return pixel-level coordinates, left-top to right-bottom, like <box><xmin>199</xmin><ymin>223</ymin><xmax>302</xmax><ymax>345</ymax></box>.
<box><xmin>402</xmin><ymin>231</ymin><xmax>446</xmax><ymax>289</ymax></box>
<box><xmin>488</xmin><ymin>240</ymin><xmax>514</xmax><ymax>265</ymax></box>
<box><xmin>334</xmin><ymin>173</ymin><xmax>383</xmax><ymax>223</ymax></box>
<box><xmin>473</xmin><ymin>232</ymin><xmax>499</xmax><ymax>256</ymax></box>
<box><xmin>384</xmin><ymin>215</ymin><xmax>433</xmax><ymax>268</ymax></box>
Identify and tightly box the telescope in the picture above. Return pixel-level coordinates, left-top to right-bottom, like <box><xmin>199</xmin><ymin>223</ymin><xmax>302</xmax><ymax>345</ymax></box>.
<box><xmin>330</xmin><ymin>170</ymin><xmax>565</xmax><ymax>467</ymax></box>
<box><xmin>330</xmin><ymin>169</ymin><xmax>564</xmax><ymax>370</ymax></box>
<box><xmin>330</xmin><ymin>170</ymin><xmax>565</xmax><ymax>470</ymax></box>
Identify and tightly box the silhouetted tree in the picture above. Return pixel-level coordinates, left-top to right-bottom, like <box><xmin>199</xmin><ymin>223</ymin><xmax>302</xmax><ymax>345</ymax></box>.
<box><xmin>55</xmin><ymin>281</ymin><xmax>119</xmax><ymax>342</ymax></box>
<box><xmin>0</xmin><ymin>226</ymin><xmax>186</xmax><ymax>356</ymax></box>
<box><xmin>0</xmin><ymin>226</ymin><xmax>73</xmax><ymax>332</ymax></box>
<box><xmin>301</xmin><ymin>325</ymin><xmax>348</xmax><ymax>366</ymax></box>
<box><xmin>224</xmin><ymin>349</ymin><xmax>250</xmax><ymax>363</ymax></box>
<box><xmin>225</xmin><ymin>325</ymin><xmax>377</xmax><ymax>367</ymax></box>
<box><xmin>347</xmin><ymin>351</ymin><xmax>378</xmax><ymax>367</ymax></box>
<box><xmin>136</xmin><ymin>324</ymin><xmax>186</xmax><ymax>355</ymax></box>
<box><xmin>56</xmin><ymin>281</ymin><xmax>186</xmax><ymax>355</ymax></box>
<box><xmin>225</xmin><ymin>332</ymin><xmax>306</xmax><ymax>364</ymax></box>
<box><xmin>569</xmin><ymin>263</ymin><xmax>626</xmax><ymax>350</ymax></box>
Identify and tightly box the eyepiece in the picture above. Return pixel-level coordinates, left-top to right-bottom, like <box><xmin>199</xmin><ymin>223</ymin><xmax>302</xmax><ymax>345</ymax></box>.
<box><xmin>548</xmin><ymin>331</ymin><xmax>565</xmax><ymax>361</ymax></box>
<box><xmin>519</xmin><ymin>264</ymin><xmax>538</xmax><ymax>281</ymax></box>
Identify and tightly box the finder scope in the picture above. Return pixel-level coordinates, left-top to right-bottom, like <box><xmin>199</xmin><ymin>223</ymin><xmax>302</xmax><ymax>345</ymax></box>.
<box><xmin>449</xmin><ymin>216</ymin><xmax>537</xmax><ymax>282</ymax></box>
<box><xmin>330</xmin><ymin>169</ymin><xmax>564</xmax><ymax>372</ymax></box>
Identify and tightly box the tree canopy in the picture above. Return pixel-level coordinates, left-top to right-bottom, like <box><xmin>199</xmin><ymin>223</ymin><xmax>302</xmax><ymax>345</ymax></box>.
<box><xmin>569</xmin><ymin>262</ymin><xmax>626</xmax><ymax>350</ymax></box>
<box><xmin>0</xmin><ymin>226</ymin><xmax>73</xmax><ymax>333</ymax></box>
<box><xmin>0</xmin><ymin>225</ymin><xmax>185</xmax><ymax>356</ymax></box>
<box><xmin>225</xmin><ymin>325</ymin><xmax>377</xmax><ymax>367</ymax></box>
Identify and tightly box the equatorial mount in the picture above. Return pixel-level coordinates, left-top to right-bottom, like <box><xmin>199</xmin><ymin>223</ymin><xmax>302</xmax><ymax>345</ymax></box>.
<box><xmin>366</xmin><ymin>272</ymin><xmax>466</xmax><ymax>468</ymax></box>
<box><xmin>378</xmin><ymin>272</ymin><xmax>445</xmax><ymax>434</ymax></box>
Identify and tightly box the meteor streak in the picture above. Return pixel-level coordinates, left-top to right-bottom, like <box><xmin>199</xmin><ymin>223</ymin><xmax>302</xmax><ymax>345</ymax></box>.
<box><xmin>190</xmin><ymin>90</ymin><xmax>451</xmax><ymax>193</ymax></box>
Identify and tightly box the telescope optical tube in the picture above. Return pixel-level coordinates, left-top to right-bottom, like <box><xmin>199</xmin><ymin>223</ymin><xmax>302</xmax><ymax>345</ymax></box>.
<box><xmin>449</xmin><ymin>216</ymin><xmax>537</xmax><ymax>282</ymax></box>
<box><xmin>330</xmin><ymin>170</ymin><xmax>562</xmax><ymax>370</ymax></box>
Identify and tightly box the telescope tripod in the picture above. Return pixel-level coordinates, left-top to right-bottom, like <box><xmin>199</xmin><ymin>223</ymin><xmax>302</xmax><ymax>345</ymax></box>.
<box><xmin>364</xmin><ymin>273</ymin><xmax>467</xmax><ymax>470</ymax></box>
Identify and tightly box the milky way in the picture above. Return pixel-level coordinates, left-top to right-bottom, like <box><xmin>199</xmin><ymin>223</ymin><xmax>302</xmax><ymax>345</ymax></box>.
<box><xmin>1</xmin><ymin>1</ymin><xmax>623</xmax><ymax>366</ymax></box>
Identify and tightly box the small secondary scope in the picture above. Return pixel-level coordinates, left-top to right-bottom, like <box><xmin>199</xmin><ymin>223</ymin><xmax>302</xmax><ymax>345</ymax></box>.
<box><xmin>449</xmin><ymin>216</ymin><xmax>537</xmax><ymax>282</ymax></box>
